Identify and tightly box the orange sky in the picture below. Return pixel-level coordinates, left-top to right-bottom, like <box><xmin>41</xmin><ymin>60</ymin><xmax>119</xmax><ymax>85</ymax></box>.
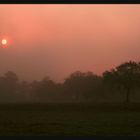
<box><xmin>0</xmin><ymin>4</ymin><xmax>140</xmax><ymax>82</ymax></box>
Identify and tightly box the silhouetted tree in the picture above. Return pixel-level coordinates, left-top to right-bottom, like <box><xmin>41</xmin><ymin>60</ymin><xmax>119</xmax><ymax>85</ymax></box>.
<box><xmin>0</xmin><ymin>71</ymin><xmax>20</xmax><ymax>102</ymax></box>
<box><xmin>19</xmin><ymin>81</ymin><xmax>30</xmax><ymax>102</ymax></box>
<box><xmin>103</xmin><ymin>61</ymin><xmax>140</xmax><ymax>103</ymax></box>
<box><xmin>30</xmin><ymin>77</ymin><xmax>59</xmax><ymax>102</ymax></box>
<box><xmin>64</xmin><ymin>71</ymin><xmax>102</xmax><ymax>101</ymax></box>
<box><xmin>30</xmin><ymin>80</ymin><xmax>40</xmax><ymax>102</ymax></box>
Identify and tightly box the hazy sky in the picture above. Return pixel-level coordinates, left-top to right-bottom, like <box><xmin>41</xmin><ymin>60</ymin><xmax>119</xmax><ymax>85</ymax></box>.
<box><xmin>0</xmin><ymin>4</ymin><xmax>140</xmax><ymax>82</ymax></box>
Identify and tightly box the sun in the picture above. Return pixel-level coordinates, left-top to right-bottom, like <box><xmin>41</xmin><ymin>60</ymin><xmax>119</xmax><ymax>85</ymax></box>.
<box><xmin>2</xmin><ymin>39</ymin><xmax>7</xmax><ymax>45</ymax></box>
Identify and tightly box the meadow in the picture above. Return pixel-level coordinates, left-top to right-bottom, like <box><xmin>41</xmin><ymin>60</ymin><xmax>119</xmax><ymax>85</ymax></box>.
<box><xmin>0</xmin><ymin>103</ymin><xmax>140</xmax><ymax>135</ymax></box>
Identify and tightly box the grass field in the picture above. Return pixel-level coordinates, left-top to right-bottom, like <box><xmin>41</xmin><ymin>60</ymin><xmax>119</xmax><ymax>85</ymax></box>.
<box><xmin>0</xmin><ymin>103</ymin><xmax>140</xmax><ymax>136</ymax></box>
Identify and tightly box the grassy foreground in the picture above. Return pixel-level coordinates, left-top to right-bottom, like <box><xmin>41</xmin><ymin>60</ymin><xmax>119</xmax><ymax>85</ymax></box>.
<box><xmin>0</xmin><ymin>103</ymin><xmax>140</xmax><ymax>135</ymax></box>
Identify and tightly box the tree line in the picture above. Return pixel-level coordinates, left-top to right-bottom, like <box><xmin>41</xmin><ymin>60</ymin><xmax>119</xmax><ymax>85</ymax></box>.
<box><xmin>0</xmin><ymin>61</ymin><xmax>140</xmax><ymax>103</ymax></box>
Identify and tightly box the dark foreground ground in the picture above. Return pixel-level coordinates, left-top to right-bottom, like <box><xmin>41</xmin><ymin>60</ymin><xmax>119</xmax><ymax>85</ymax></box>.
<box><xmin>0</xmin><ymin>103</ymin><xmax>140</xmax><ymax>136</ymax></box>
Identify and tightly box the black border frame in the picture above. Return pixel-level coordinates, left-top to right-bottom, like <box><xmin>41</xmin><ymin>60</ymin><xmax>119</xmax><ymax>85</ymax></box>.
<box><xmin>0</xmin><ymin>0</ymin><xmax>140</xmax><ymax>4</ymax></box>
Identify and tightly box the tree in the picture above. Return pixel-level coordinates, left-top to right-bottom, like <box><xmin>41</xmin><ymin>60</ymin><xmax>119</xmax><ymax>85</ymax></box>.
<box><xmin>64</xmin><ymin>71</ymin><xmax>102</xmax><ymax>101</ymax></box>
<box><xmin>103</xmin><ymin>61</ymin><xmax>140</xmax><ymax>103</ymax></box>
<box><xmin>4</xmin><ymin>71</ymin><xmax>19</xmax><ymax>94</ymax></box>
<box><xmin>0</xmin><ymin>71</ymin><xmax>20</xmax><ymax>102</ymax></box>
<box><xmin>30</xmin><ymin>76</ymin><xmax>58</xmax><ymax>102</ymax></box>
<box><xmin>19</xmin><ymin>81</ymin><xmax>30</xmax><ymax>102</ymax></box>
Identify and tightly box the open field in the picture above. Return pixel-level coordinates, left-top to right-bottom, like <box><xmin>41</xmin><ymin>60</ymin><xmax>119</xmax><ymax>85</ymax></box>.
<box><xmin>0</xmin><ymin>103</ymin><xmax>140</xmax><ymax>135</ymax></box>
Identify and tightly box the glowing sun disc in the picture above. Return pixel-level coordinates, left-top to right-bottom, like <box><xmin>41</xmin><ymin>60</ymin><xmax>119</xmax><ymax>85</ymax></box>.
<box><xmin>2</xmin><ymin>39</ymin><xmax>7</xmax><ymax>45</ymax></box>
